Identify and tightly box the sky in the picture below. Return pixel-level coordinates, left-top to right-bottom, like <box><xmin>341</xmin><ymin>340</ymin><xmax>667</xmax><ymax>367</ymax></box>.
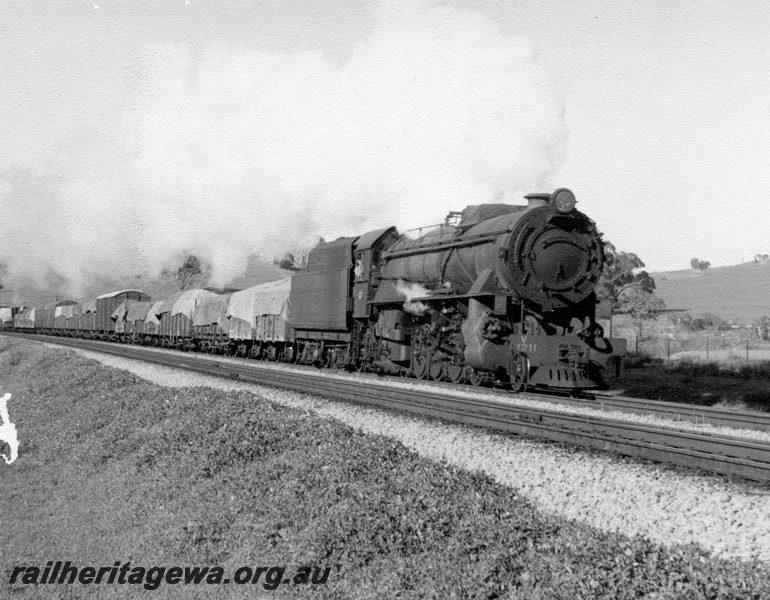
<box><xmin>1</xmin><ymin>0</ymin><xmax>769</xmax><ymax>299</ymax></box>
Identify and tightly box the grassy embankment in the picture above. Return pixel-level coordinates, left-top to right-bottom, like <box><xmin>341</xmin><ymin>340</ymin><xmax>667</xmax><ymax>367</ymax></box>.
<box><xmin>1</xmin><ymin>337</ymin><xmax>769</xmax><ymax>599</ymax></box>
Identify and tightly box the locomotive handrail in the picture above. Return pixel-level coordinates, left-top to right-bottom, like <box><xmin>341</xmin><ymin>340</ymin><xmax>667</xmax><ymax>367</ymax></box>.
<box><xmin>381</xmin><ymin>228</ymin><xmax>511</xmax><ymax>259</ymax></box>
<box><xmin>367</xmin><ymin>288</ymin><xmax>497</xmax><ymax>301</ymax></box>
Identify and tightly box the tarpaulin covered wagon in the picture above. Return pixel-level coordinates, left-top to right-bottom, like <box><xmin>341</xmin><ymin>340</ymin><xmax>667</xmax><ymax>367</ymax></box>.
<box><xmin>156</xmin><ymin>289</ymin><xmax>219</xmax><ymax>349</ymax></box>
<box><xmin>95</xmin><ymin>290</ymin><xmax>151</xmax><ymax>339</ymax></box>
<box><xmin>193</xmin><ymin>292</ymin><xmax>232</xmax><ymax>353</ymax></box>
<box><xmin>0</xmin><ymin>307</ymin><xmax>18</xmax><ymax>330</ymax></box>
<box><xmin>227</xmin><ymin>278</ymin><xmax>292</xmax><ymax>359</ymax></box>
<box><xmin>14</xmin><ymin>307</ymin><xmax>35</xmax><ymax>331</ymax></box>
<box><xmin>37</xmin><ymin>300</ymin><xmax>77</xmax><ymax>333</ymax></box>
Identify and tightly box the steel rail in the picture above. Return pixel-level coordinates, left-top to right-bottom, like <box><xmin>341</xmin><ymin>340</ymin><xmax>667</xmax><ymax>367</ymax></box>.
<box><xmin>334</xmin><ymin>367</ymin><xmax>770</xmax><ymax>434</ymax></box>
<box><xmin>507</xmin><ymin>389</ymin><xmax>770</xmax><ymax>433</ymax></box>
<box><xmin>586</xmin><ymin>392</ymin><xmax>770</xmax><ymax>432</ymax></box>
<box><xmin>8</xmin><ymin>333</ymin><xmax>770</xmax><ymax>483</ymax></box>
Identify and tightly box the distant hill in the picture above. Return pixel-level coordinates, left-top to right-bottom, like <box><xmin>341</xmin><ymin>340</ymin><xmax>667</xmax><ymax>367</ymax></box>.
<box><xmin>652</xmin><ymin>261</ymin><xmax>770</xmax><ymax>325</ymax></box>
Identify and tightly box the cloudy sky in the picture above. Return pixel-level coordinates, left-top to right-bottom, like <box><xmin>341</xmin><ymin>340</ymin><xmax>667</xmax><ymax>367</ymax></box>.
<box><xmin>1</xmin><ymin>0</ymin><xmax>768</xmax><ymax>296</ymax></box>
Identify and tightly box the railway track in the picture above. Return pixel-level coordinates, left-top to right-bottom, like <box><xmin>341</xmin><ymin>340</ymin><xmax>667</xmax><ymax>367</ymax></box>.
<box><xmin>511</xmin><ymin>389</ymin><xmax>770</xmax><ymax>433</ymax></box>
<box><xmin>59</xmin><ymin>336</ymin><xmax>770</xmax><ymax>435</ymax></box>
<box><xmin>7</xmin><ymin>332</ymin><xmax>770</xmax><ymax>483</ymax></box>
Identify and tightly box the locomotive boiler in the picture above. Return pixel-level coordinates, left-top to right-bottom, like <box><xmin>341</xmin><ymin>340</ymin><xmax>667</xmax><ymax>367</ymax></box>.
<box><xmin>290</xmin><ymin>188</ymin><xmax>625</xmax><ymax>392</ymax></box>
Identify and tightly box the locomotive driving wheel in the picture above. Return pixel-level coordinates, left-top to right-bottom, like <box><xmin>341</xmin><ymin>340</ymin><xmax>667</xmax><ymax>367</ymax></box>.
<box><xmin>411</xmin><ymin>324</ymin><xmax>433</xmax><ymax>380</ymax></box>
<box><xmin>412</xmin><ymin>353</ymin><xmax>429</xmax><ymax>379</ymax></box>
<box><xmin>429</xmin><ymin>353</ymin><xmax>445</xmax><ymax>381</ymax></box>
<box><xmin>467</xmin><ymin>366</ymin><xmax>486</xmax><ymax>387</ymax></box>
<box><xmin>446</xmin><ymin>356</ymin><xmax>466</xmax><ymax>384</ymax></box>
<box><xmin>508</xmin><ymin>352</ymin><xmax>529</xmax><ymax>393</ymax></box>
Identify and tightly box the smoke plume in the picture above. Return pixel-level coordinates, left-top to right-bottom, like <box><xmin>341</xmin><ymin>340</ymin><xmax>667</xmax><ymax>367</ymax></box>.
<box><xmin>394</xmin><ymin>280</ymin><xmax>441</xmax><ymax>316</ymax></box>
<box><xmin>0</xmin><ymin>0</ymin><xmax>566</xmax><ymax>298</ymax></box>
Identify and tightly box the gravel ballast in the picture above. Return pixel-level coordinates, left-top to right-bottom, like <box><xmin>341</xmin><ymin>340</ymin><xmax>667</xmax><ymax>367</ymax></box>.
<box><xmin>61</xmin><ymin>344</ymin><xmax>770</xmax><ymax>564</ymax></box>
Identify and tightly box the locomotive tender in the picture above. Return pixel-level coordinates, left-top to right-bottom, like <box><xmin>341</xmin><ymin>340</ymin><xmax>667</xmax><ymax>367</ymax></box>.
<box><xmin>2</xmin><ymin>188</ymin><xmax>625</xmax><ymax>393</ymax></box>
<box><xmin>289</xmin><ymin>188</ymin><xmax>625</xmax><ymax>391</ymax></box>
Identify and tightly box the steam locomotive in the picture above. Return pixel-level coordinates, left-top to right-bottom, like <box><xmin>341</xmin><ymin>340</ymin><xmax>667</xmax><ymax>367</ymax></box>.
<box><xmin>290</xmin><ymin>188</ymin><xmax>624</xmax><ymax>391</ymax></box>
<box><xmin>2</xmin><ymin>188</ymin><xmax>625</xmax><ymax>393</ymax></box>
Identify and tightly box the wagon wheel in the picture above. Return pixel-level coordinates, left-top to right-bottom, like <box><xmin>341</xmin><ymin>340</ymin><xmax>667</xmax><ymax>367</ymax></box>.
<box><xmin>325</xmin><ymin>347</ymin><xmax>336</xmax><ymax>369</ymax></box>
<box><xmin>269</xmin><ymin>344</ymin><xmax>281</xmax><ymax>362</ymax></box>
<box><xmin>313</xmin><ymin>342</ymin><xmax>325</xmax><ymax>367</ymax></box>
<box><xmin>293</xmin><ymin>343</ymin><xmax>304</xmax><ymax>364</ymax></box>
<box><xmin>467</xmin><ymin>366</ymin><xmax>486</xmax><ymax>387</ymax></box>
<box><xmin>277</xmin><ymin>344</ymin><xmax>288</xmax><ymax>362</ymax></box>
<box><xmin>508</xmin><ymin>352</ymin><xmax>529</xmax><ymax>393</ymax></box>
<box><xmin>357</xmin><ymin>332</ymin><xmax>375</xmax><ymax>372</ymax></box>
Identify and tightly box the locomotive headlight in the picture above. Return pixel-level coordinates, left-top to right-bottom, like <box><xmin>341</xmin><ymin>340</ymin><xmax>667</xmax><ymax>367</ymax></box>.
<box><xmin>550</xmin><ymin>188</ymin><xmax>576</xmax><ymax>213</ymax></box>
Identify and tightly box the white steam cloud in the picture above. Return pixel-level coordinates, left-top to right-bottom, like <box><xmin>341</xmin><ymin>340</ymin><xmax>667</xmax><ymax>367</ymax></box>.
<box><xmin>394</xmin><ymin>279</ymin><xmax>448</xmax><ymax>315</ymax></box>
<box><xmin>0</xmin><ymin>0</ymin><xmax>567</xmax><ymax>296</ymax></box>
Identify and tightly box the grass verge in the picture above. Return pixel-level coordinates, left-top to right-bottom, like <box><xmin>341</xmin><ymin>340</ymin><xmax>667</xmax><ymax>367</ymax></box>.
<box><xmin>611</xmin><ymin>354</ymin><xmax>770</xmax><ymax>411</ymax></box>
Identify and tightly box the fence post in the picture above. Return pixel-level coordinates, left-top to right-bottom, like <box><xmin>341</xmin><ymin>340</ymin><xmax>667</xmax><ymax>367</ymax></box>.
<box><xmin>609</xmin><ymin>300</ymin><xmax>614</xmax><ymax>337</ymax></box>
<box><xmin>747</xmin><ymin>338</ymin><xmax>749</xmax><ymax>365</ymax></box>
<box><xmin>706</xmin><ymin>336</ymin><xmax>709</xmax><ymax>361</ymax></box>
<box><xmin>667</xmin><ymin>336</ymin><xmax>670</xmax><ymax>359</ymax></box>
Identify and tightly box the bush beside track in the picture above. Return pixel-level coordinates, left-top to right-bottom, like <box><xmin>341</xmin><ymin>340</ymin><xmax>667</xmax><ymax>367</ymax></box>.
<box><xmin>1</xmin><ymin>338</ymin><xmax>769</xmax><ymax>599</ymax></box>
<box><xmin>612</xmin><ymin>354</ymin><xmax>770</xmax><ymax>412</ymax></box>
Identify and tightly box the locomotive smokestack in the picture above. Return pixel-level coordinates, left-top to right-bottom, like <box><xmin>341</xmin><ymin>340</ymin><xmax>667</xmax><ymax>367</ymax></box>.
<box><xmin>524</xmin><ymin>193</ymin><xmax>550</xmax><ymax>209</ymax></box>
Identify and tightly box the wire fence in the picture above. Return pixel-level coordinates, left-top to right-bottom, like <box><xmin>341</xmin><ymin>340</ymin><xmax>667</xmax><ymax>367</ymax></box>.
<box><xmin>601</xmin><ymin>318</ymin><xmax>770</xmax><ymax>365</ymax></box>
<box><xmin>634</xmin><ymin>334</ymin><xmax>770</xmax><ymax>365</ymax></box>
